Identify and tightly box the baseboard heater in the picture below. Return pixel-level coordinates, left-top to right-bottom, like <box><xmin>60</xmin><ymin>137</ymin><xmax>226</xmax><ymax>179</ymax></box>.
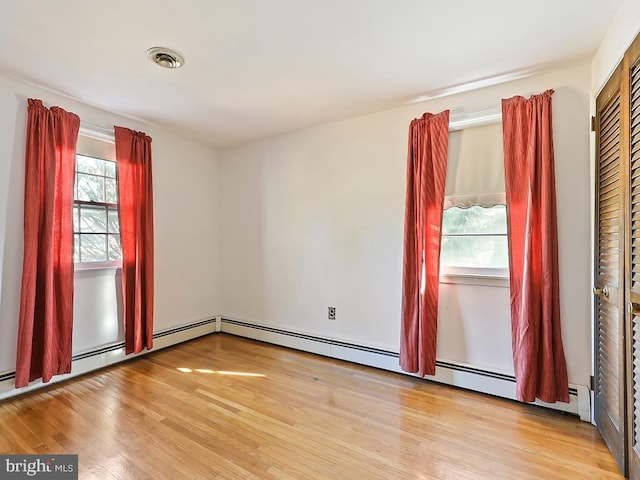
<box><xmin>220</xmin><ymin>317</ymin><xmax>590</xmax><ymax>422</ymax></box>
<box><xmin>0</xmin><ymin>318</ymin><xmax>217</xmax><ymax>401</ymax></box>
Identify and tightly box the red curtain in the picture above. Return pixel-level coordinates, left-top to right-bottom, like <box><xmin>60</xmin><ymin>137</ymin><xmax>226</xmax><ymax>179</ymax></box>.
<box><xmin>502</xmin><ymin>90</ymin><xmax>569</xmax><ymax>403</ymax></box>
<box><xmin>400</xmin><ymin>110</ymin><xmax>450</xmax><ymax>376</ymax></box>
<box><xmin>114</xmin><ymin>127</ymin><xmax>154</xmax><ymax>354</ymax></box>
<box><xmin>15</xmin><ymin>99</ymin><xmax>80</xmax><ymax>388</ymax></box>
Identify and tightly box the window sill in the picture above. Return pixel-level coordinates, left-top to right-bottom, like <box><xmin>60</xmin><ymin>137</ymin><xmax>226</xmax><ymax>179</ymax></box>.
<box><xmin>74</xmin><ymin>262</ymin><xmax>122</xmax><ymax>278</ymax></box>
<box><xmin>440</xmin><ymin>267</ymin><xmax>509</xmax><ymax>288</ymax></box>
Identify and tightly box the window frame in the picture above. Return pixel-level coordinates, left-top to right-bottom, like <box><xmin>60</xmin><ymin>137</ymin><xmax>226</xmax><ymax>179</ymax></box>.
<box><xmin>73</xmin><ymin>143</ymin><xmax>122</xmax><ymax>271</ymax></box>
<box><xmin>439</xmin><ymin>204</ymin><xmax>510</xmax><ymax>285</ymax></box>
<box><xmin>439</xmin><ymin>265</ymin><xmax>510</xmax><ymax>287</ymax></box>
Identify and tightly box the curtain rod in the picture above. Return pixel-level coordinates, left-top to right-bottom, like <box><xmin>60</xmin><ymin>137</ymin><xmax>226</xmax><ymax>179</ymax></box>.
<box><xmin>448</xmin><ymin>107</ymin><xmax>502</xmax><ymax>132</ymax></box>
<box><xmin>79</xmin><ymin>121</ymin><xmax>115</xmax><ymax>142</ymax></box>
<box><xmin>79</xmin><ymin>107</ymin><xmax>502</xmax><ymax>143</ymax></box>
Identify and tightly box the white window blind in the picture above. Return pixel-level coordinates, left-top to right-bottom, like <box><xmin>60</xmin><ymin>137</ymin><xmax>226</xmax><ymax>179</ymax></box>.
<box><xmin>444</xmin><ymin>122</ymin><xmax>505</xmax><ymax>209</ymax></box>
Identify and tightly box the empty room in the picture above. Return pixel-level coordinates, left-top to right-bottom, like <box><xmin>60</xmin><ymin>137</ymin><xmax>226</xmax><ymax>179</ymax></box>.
<box><xmin>1</xmin><ymin>0</ymin><xmax>640</xmax><ymax>478</ymax></box>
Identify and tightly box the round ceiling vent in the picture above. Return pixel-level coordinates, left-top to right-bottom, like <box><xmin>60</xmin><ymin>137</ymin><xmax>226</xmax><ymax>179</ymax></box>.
<box><xmin>147</xmin><ymin>47</ymin><xmax>185</xmax><ymax>69</ymax></box>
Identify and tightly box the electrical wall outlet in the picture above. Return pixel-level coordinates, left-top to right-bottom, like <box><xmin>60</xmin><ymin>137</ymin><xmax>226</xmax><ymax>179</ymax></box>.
<box><xmin>328</xmin><ymin>306</ymin><xmax>336</xmax><ymax>320</ymax></box>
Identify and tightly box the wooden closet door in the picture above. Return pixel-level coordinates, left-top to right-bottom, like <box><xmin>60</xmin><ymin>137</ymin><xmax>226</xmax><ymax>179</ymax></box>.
<box><xmin>595</xmin><ymin>63</ymin><xmax>627</xmax><ymax>476</ymax></box>
<box><xmin>626</xmin><ymin>36</ymin><xmax>640</xmax><ymax>480</ymax></box>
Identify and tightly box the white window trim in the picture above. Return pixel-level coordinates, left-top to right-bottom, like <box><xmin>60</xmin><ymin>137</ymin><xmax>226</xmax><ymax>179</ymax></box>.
<box><xmin>74</xmin><ymin>130</ymin><xmax>121</xmax><ymax>268</ymax></box>
<box><xmin>75</xmin><ymin>260</ymin><xmax>122</xmax><ymax>270</ymax></box>
<box><xmin>440</xmin><ymin>204</ymin><xmax>509</xmax><ymax>287</ymax></box>
<box><xmin>440</xmin><ymin>266</ymin><xmax>509</xmax><ymax>288</ymax></box>
<box><xmin>74</xmin><ymin>261</ymin><xmax>122</xmax><ymax>279</ymax></box>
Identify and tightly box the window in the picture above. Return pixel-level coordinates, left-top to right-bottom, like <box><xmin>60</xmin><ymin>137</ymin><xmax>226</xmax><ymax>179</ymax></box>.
<box><xmin>73</xmin><ymin>135</ymin><xmax>121</xmax><ymax>266</ymax></box>
<box><xmin>440</xmin><ymin>205</ymin><xmax>508</xmax><ymax>277</ymax></box>
<box><xmin>440</xmin><ymin>121</ymin><xmax>508</xmax><ymax>281</ymax></box>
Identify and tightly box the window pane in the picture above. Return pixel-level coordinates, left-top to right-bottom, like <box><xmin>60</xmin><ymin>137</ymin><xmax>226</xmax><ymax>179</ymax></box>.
<box><xmin>104</xmin><ymin>160</ymin><xmax>116</xmax><ymax>178</ymax></box>
<box><xmin>441</xmin><ymin>235</ymin><xmax>508</xmax><ymax>268</ymax></box>
<box><xmin>108</xmin><ymin>235</ymin><xmax>122</xmax><ymax>261</ymax></box>
<box><xmin>107</xmin><ymin>208</ymin><xmax>120</xmax><ymax>233</ymax></box>
<box><xmin>105</xmin><ymin>178</ymin><xmax>117</xmax><ymax>204</ymax></box>
<box><xmin>73</xmin><ymin>154</ymin><xmax>121</xmax><ymax>265</ymax></box>
<box><xmin>77</xmin><ymin>173</ymin><xmax>105</xmax><ymax>202</ymax></box>
<box><xmin>76</xmin><ymin>155</ymin><xmax>105</xmax><ymax>176</ymax></box>
<box><xmin>79</xmin><ymin>234</ymin><xmax>107</xmax><ymax>262</ymax></box>
<box><xmin>73</xmin><ymin>205</ymin><xmax>79</xmax><ymax>232</ymax></box>
<box><xmin>80</xmin><ymin>205</ymin><xmax>107</xmax><ymax>233</ymax></box>
<box><xmin>442</xmin><ymin>205</ymin><xmax>507</xmax><ymax>235</ymax></box>
<box><xmin>74</xmin><ymin>234</ymin><xmax>80</xmax><ymax>263</ymax></box>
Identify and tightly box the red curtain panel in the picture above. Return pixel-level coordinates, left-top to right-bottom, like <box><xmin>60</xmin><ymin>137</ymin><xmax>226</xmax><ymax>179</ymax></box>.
<box><xmin>114</xmin><ymin>126</ymin><xmax>155</xmax><ymax>354</ymax></box>
<box><xmin>15</xmin><ymin>99</ymin><xmax>80</xmax><ymax>388</ymax></box>
<box><xmin>400</xmin><ymin>110</ymin><xmax>450</xmax><ymax>377</ymax></box>
<box><xmin>502</xmin><ymin>90</ymin><xmax>569</xmax><ymax>403</ymax></box>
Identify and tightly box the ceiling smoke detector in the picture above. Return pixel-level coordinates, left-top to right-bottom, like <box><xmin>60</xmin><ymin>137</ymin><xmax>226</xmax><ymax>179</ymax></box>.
<box><xmin>147</xmin><ymin>47</ymin><xmax>184</xmax><ymax>69</ymax></box>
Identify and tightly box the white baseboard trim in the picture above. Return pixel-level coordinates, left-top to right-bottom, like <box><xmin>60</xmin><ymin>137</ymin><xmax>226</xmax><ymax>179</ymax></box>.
<box><xmin>1</xmin><ymin>315</ymin><xmax>591</xmax><ymax>422</ymax></box>
<box><xmin>220</xmin><ymin>317</ymin><xmax>591</xmax><ymax>422</ymax></box>
<box><xmin>0</xmin><ymin>317</ymin><xmax>220</xmax><ymax>401</ymax></box>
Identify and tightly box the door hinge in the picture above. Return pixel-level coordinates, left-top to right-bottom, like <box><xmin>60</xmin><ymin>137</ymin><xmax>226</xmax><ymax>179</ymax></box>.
<box><xmin>591</xmin><ymin>115</ymin><xmax>596</xmax><ymax>132</ymax></box>
<box><xmin>590</xmin><ymin>375</ymin><xmax>595</xmax><ymax>391</ymax></box>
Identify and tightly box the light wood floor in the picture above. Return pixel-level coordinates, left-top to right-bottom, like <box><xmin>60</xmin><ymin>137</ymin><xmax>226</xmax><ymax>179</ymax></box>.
<box><xmin>0</xmin><ymin>334</ymin><xmax>624</xmax><ymax>479</ymax></box>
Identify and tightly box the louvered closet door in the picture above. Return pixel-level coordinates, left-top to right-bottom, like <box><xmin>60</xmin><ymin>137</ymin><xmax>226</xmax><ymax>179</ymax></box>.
<box><xmin>594</xmin><ymin>63</ymin><xmax>626</xmax><ymax>475</ymax></box>
<box><xmin>626</xmin><ymin>37</ymin><xmax>640</xmax><ymax>480</ymax></box>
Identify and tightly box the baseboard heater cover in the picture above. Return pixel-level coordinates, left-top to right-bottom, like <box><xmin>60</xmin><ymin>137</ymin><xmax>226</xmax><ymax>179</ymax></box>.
<box><xmin>0</xmin><ymin>317</ymin><xmax>218</xmax><ymax>400</ymax></box>
<box><xmin>220</xmin><ymin>317</ymin><xmax>589</xmax><ymax>422</ymax></box>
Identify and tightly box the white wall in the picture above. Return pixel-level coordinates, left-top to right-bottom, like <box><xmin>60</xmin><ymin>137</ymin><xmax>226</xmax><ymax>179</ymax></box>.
<box><xmin>592</xmin><ymin>0</ymin><xmax>640</xmax><ymax>95</ymax></box>
<box><xmin>218</xmin><ymin>60</ymin><xmax>592</xmax><ymax>385</ymax></box>
<box><xmin>0</xmin><ymin>75</ymin><xmax>221</xmax><ymax>373</ymax></box>
<box><xmin>0</xmin><ymin>58</ymin><xmax>597</xmax><ymax>393</ymax></box>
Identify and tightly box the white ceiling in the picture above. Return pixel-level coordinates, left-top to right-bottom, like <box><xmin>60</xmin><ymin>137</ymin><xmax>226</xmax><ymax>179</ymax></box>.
<box><xmin>0</xmin><ymin>0</ymin><xmax>623</xmax><ymax>147</ymax></box>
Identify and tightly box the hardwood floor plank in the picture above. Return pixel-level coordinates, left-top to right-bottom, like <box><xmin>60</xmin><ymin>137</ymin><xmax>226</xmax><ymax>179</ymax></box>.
<box><xmin>0</xmin><ymin>334</ymin><xmax>625</xmax><ymax>479</ymax></box>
